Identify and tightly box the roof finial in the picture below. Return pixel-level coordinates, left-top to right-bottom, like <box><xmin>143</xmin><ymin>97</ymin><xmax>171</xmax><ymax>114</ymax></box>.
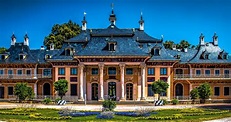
<box><xmin>83</xmin><ymin>12</ymin><xmax>87</xmax><ymax>20</ymax></box>
<box><xmin>140</xmin><ymin>11</ymin><xmax>143</xmax><ymax>20</ymax></box>
<box><xmin>111</xmin><ymin>3</ymin><xmax>114</xmax><ymax>14</ymax></box>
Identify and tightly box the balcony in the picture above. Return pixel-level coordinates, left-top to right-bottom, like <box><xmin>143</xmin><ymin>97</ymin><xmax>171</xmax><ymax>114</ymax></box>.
<box><xmin>0</xmin><ymin>74</ymin><xmax>52</xmax><ymax>79</ymax></box>
<box><xmin>174</xmin><ymin>74</ymin><xmax>231</xmax><ymax>80</ymax></box>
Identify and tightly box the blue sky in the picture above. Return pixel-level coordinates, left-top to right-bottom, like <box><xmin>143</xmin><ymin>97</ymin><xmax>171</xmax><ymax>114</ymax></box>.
<box><xmin>0</xmin><ymin>0</ymin><xmax>231</xmax><ymax>52</ymax></box>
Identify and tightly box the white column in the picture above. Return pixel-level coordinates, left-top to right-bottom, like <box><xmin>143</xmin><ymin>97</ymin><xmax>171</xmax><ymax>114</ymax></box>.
<box><xmin>99</xmin><ymin>63</ymin><xmax>104</xmax><ymax>100</ymax></box>
<box><xmin>34</xmin><ymin>83</ymin><xmax>37</xmax><ymax>98</ymax></box>
<box><xmin>140</xmin><ymin>63</ymin><xmax>146</xmax><ymax>100</ymax></box>
<box><xmin>79</xmin><ymin>64</ymin><xmax>84</xmax><ymax>100</ymax></box>
<box><xmin>120</xmin><ymin>63</ymin><xmax>125</xmax><ymax>100</ymax></box>
<box><xmin>167</xmin><ymin>75</ymin><xmax>171</xmax><ymax>100</ymax></box>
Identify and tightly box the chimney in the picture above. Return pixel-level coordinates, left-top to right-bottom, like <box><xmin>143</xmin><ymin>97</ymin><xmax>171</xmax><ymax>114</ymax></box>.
<box><xmin>139</xmin><ymin>12</ymin><xmax>144</xmax><ymax>31</ymax></box>
<box><xmin>50</xmin><ymin>43</ymin><xmax>54</xmax><ymax>50</ymax></box>
<box><xmin>184</xmin><ymin>48</ymin><xmax>188</xmax><ymax>52</ymax></box>
<box><xmin>213</xmin><ymin>32</ymin><xmax>218</xmax><ymax>46</ymax></box>
<box><xmin>11</xmin><ymin>34</ymin><xmax>16</xmax><ymax>46</ymax></box>
<box><xmin>24</xmin><ymin>33</ymin><xmax>29</xmax><ymax>46</ymax></box>
<box><xmin>81</xmin><ymin>12</ymin><xmax>87</xmax><ymax>31</ymax></box>
<box><xmin>199</xmin><ymin>33</ymin><xmax>205</xmax><ymax>46</ymax></box>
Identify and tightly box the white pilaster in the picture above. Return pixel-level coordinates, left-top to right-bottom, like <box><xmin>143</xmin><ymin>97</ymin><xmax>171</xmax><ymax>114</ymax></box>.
<box><xmin>120</xmin><ymin>63</ymin><xmax>125</xmax><ymax>100</ymax></box>
<box><xmin>167</xmin><ymin>75</ymin><xmax>171</xmax><ymax>100</ymax></box>
<box><xmin>99</xmin><ymin>63</ymin><xmax>104</xmax><ymax>100</ymax></box>
<box><xmin>79</xmin><ymin>64</ymin><xmax>84</xmax><ymax>100</ymax></box>
<box><xmin>34</xmin><ymin>83</ymin><xmax>37</xmax><ymax>98</ymax></box>
<box><xmin>140</xmin><ymin>63</ymin><xmax>146</xmax><ymax>100</ymax></box>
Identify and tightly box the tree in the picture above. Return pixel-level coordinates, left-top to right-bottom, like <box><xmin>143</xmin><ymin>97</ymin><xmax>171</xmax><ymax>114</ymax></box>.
<box><xmin>190</xmin><ymin>88</ymin><xmax>199</xmax><ymax>104</ymax></box>
<box><xmin>197</xmin><ymin>83</ymin><xmax>212</xmax><ymax>103</ymax></box>
<box><xmin>43</xmin><ymin>20</ymin><xmax>81</xmax><ymax>49</ymax></box>
<box><xmin>54</xmin><ymin>79</ymin><xmax>68</xmax><ymax>99</ymax></box>
<box><xmin>178</xmin><ymin>40</ymin><xmax>191</xmax><ymax>48</ymax></box>
<box><xmin>0</xmin><ymin>47</ymin><xmax>7</xmax><ymax>53</ymax></box>
<box><xmin>14</xmin><ymin>83</ymin><xmax>34</xmax><ymax>102</ymax></box>
<box><xmin>151</xmin><ymin>80</ymin><xmax>169</xmax><ymax>100</ymax></box>
<box><xmin>163</xmin><ymin>40</ymin><xmax>174</xmax><ymax>49</ymax></box>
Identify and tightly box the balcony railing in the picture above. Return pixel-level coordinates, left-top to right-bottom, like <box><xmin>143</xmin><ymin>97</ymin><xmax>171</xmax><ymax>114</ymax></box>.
<box><xmin>0</xmin><ymin>74</ymin><xmax>52</xmax><ymax>79</ymax></box>
<box><xmin>174</xmin><ymin>74</ymin><xmax>231</xmax><ymax>80</ymax></box>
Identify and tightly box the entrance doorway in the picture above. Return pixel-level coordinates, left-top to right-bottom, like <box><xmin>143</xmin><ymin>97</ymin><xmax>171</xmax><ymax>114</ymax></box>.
<box><xmin>0</xmin><ymin>87</ymin><xmax>4</xmax><ymax>98</ymax></box>
<box><xmin>108</xmin><ymin>82</ymin><xmax>116</xmax><ymax>101</ymax></box>
<box><xmin>175</xmin><ymin>83</ymin><xmax>183</xmax><ymax>96</ymax></box>
<box><xmin>126</xmin><ymin>83</ymin><xmax>133</xmax><ymax>100</ymax></box>
<box><xmin>43</xmin><ymin>83</ymin><xmax>51</xmax><ymax>96</ymax></box>
<box><xmin>91</xmin><ymin>83</ymin><xmax>98</xmax><ymax>100</ymax></box>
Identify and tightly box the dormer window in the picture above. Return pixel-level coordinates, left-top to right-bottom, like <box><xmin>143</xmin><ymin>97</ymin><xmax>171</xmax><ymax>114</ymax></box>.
<box><xmin>45</xmin><ymin>54</ymin><xmax>52</xmax><ymax>59</ymax></box>
<box><xmin>19</xmin><ymin>54</ymin><xmax>26</xmax><ymax>60</ymax></box>
<box><xmin>175</xmin><ymin>54</ymin><xmax>181</xmax><ymax>59</ymax></box>
<box><xmin>108</xmin><ymin>42</ymin><xmax>116</xmax><ymax>51</ymax></box>
<box><xmin>218</xmin><ymin>50</ymin><xmax>228</xmax><ymax>60</ymax></box>
<box><xmin>205</xmin><ymin>54</ymin><xmax>209</xmax><ymax>59</ymax></box>
<box><xmin>223</xmin><ymin>54</ymin><xmax>228</xmax><ymax>60</ymax></box>
<box><xmin>65</xmin><ymin>48</ymin><xmax>74</xmax><ymax>56</ymax></box>
<box><xmin>1</xmin><ymin>54</ymin><xmax>7</xmax><ymax>60</ymax></box>
<box><xmin>151</xmin><ymin>48</ymin><xmax>160</xmax><ymax>56</ymax></box>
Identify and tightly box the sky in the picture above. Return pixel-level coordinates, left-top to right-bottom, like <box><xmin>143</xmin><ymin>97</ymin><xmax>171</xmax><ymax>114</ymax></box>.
<box><xmin>0</xmin><ymin>0</ymin><xmax>231</xmax><ymax>52</ymax></box>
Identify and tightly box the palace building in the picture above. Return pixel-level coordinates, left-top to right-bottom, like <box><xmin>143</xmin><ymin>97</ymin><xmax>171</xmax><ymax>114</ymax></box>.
<box><xmin>0</xmin><ymin>9</ymin><xmax>230</xmax><ymax>101</ymax></box>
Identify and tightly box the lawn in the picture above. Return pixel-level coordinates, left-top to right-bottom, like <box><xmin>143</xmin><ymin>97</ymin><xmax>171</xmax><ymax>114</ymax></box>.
<box><xmin>0</xmin><ymin>107</ymin><xmax>230</xmax><ymax>122</ymax></box>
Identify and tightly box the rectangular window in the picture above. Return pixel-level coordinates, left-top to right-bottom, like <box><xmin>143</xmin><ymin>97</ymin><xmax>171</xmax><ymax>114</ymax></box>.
<box><xmin>70</xmin><ymin>68</ymin><xmax>77</xmax><ymax>75</ymax></box>
<box><xmin>92</xmin><ymin>68</ymin><xmax>98</xmax><ymax>75</ymax></box>
<box><xmin>160</xmin><ymin>68</ymin><xmax>167</xmax><ymax>75</ymax></box>
<box><xmin>224</xmin><ymin>70</ymin><xmax>230</xmax><ymax>78</ymax></box>
<box><xmin>108</xmin><ymin>67</ymin><xmax>116</xmax><ymax>75</ymax></box>
<box><xmin>26</xmin><ymin>70</ymin><xmax>31</xmax><ymax>76</ymax></box>
<box><xmin>8</xmin><ymin>70</ymin><xmax>13</xmax><ymax>74</ymax></box>
<box><xmin>215</xmin><ymin>70</ymin><xmax>220</xmax><ymax>76</ymax></box>
<box><xmin>0</xmin><ymin>69</ymin><xmax>3</xmax><ymax>75</ymax></box>
<box><xmin>214</xmin><ymin>87</ymin><xmax>220</xmax><ymax>96</ymax></box>
<box><xmin>43</xmin><ymin>69</ymin><xmax>52</xmax><ymax>76</ymax></box>
<box><xmin>147</xmin><ymin>77</ymin><xmax>155</xmax><ymax>82</ymax></box>
<box><xmin>205</xmin><ymin>70</ymin><xmax>210</xmax><ymax>76</ymax></box>
<box><xmin>8</xmin><ymin>87</ymin><xmax>13</xmax><ymax>95</ymax></box>
<box><xmin>160</xmin><ymin>77</ymin><xmax>168</xmax><ymax>82</ymax></box>
<box><xmin>148</xmin><ymin>84</ymin><xmax>154</xmax><ymax>96</ymax></box>
<box><xmin>224</xmin><ymin>87</ymin><xmax>230</xmax><ymax>96</ymax></box>
<box><xmin>70</xmin><ymin>77</ymin><xmax>78</xmax><ymax>82</ymax></box>
<box><xmin>58</xmin><ymin>68</ymin><xmax>65</xmax><ymax>75</ymax></box>
<box><xmin>148</xmin><ymin>68</ymin><xmax>155</xmax><ymax>75</ymax></box>
<box><xmin>196</xmin><ymin>70</ymin><xmax>201</xmax><ymax>76</ymax></box>
<box><xmin>17</xmin><ymin>70</ymin><xmax>22</xmax><ymax>75</ymax></box>
<box><xmin>126</xmin><ymin>68</ymin><xmax>133</xmax><ymax>75</ymax></box>
<box><xmin>58</xmin><ymin>77</ymin><xmax>65</xmax><ymax>80</ymax></box>
<box><xmin>71</xmin><ymin>84</ymin><xmax>77</xmax><ymax>96</ymax></box>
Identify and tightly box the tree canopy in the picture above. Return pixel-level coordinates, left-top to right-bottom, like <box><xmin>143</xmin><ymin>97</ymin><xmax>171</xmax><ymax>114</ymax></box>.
<box><xmin>197</xmin><ymin>83</ymin><xmax>212</xmax><ymax>100</ymax></box>
<box><xmin>0</xmin><ymin>47</ymin><xmax>7</xmax><ymax>53</ymax></box>
<box><xmin>14</xmin><ymin>83</ymin><xmax>34</xmax><ymax>102</ymax></box>
<box><xmin>43</xmin><ymin>20</ymin><xmax>81</xmax><ymax>49</ymax></box>
<box><xmin>163</xmin><ymin>40</ymin><xmax>198</xmax><ymax>50</ymax></box>
<box><xmin>54</xmin><ymin>79</ymin><xmax>68</xmax><ymax>99</ymax></box>
<box><xmin>151</xmin><ymin>80</ymin><xmax>169</xmax><ymax>100</ymax></box>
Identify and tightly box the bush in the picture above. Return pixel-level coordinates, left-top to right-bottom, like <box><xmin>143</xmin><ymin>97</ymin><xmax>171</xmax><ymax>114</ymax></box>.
<box><xmin>43</xmin><ymin>98</ymin><xmax>52</xmax><ymax>104</ymax></box>
<box><xmin>55</xmin><ymin>98</ymin><xmax>62</xmax><ymax>103</ymax></box>
<box><xmin>190</xmin><ymin>88</ymin><xmax>199</xmax><ymax>100</ymax></box>
<box><xmin>102</xmin><ymin>100</ymin><xmax>116</xmax><ymax>111</ymax></box>
<box><xmin>197</xmin><ymin>83</ymin><xmax>212</xmax><ymax>103</ymax></box>
<box><xmin>96</xmin><ymin>111</ymin><xmax>114</xmax><ymax>119</ymax></box>
<box><xmin>172</xmin><ymin>99</ymin><xmax>179</xmax><ymax>105</ymax></box>
<box><xmin>161</xmin><ymin>99</ymin><xmax>168</xmax><ymax>105</ymax></box>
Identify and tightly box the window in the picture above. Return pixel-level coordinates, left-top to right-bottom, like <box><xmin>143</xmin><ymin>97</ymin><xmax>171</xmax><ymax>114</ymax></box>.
<box><xmin>214</xmin><ymin>87</ymin><xmax>220</xmax><ymax>96</ymax></box>
<box><xmin>17</xmin><ymin>70</ymin><xmax>22</xmax><ymax>75</ymax></box>
<box><xmin>148</xmin><ymin>68</ymin><xmax>155</xmax><ymax>75</ymax></box>
<box><xmin>160</xmin><ymin>77</ymin><xmax>168</xmax><ymax>82</ymax></box>
<box><xmin>43</xmin><ymin>69</ymin><xmax>52</xmax><ymax>76</ymax></box>
<box><xmin>92</xmin><ymin>68</ymin><xmax>98</xmax><ymax>75</ymax></box>
<box><xmin>8</xmin><ymin>87</ymin><xmax>13</xmax><ymax>95</ymax></box>
<box><xmin>224</xmin><ymin>87</ymin><xmax>230</xmax><ymax>96</ymax></box>
<box><xmin>224</xmin><ymin>70</ymin><xmax>229</xmax><ymax>78</ymax></box>
<box><xmin>160</xmin><ymin>68</ymin><xmax>167</xmax><ymax>75</ymax></box>
<box><xmin>8</xmin><ymin>70</ymin><xmax>13</xmax><ymax>75</ymax></box>
<box><xmin>109</xmin><ymin>43</ymin><xmax>115</xmax><ymax>51</ymax></box>
<box><xmin>215</xmin><ymin>70</ymin><xmax>220</xmax><ymax>76</ymax></box>
<box><xmin>205</xmin><ymin>54</ymin><xmax>209</xmax><ymax>59</ymax></box>
<box><xmin>58</xmin><ymin>77</ymin><xmax>65</xmax><ymax>80</ymax></box>
<box><xmin>154</xmin><ymin>49</ymin><xmax>160</xmax><ymax>56</ymax></box>
<box><xmin>70</xmin><ymin>68</ymin><xmax>77</xmax><ymax>75</ymax></box>
<box><xmin>70</xmin><ymin>77</ymin><xmax>78</xmax><ymax>82</ymax></box>
<box><xmin>223</xmin><ymin>54</ymin><xmax>228</xmax><ymax>59</ymax></box>
<box><xmin>148</xmin><ymin>84</ymin><xmax>154</xmax><ymax>96</ymax></box>
<box><xmin>196</xmin><ymin>70</ymin><xmax>201</xmax><ymax>76</ymax></box>
<box><xmin>147</xmin><ymin>77</ymin><xmax>155</xmax><ymax>82</ymax></box>
<box><xmin>205</xmin><ymin>70</ymin><xmax>210</xmax><ymax>76</ymax></box>
<box><xmin>19</xmin><ymin>54</ymin><xmax>24</xmax><ymax>60</ymax></box>
<box><xmin>108</xmin><ymin>67</ymin><xmax>116</xmax><ymax>75</ymax></box>
<box><xmin>0</xmin><ymin>69</ymin><xmax>3</xmax><ymax>75</ymax></box>
<box><xmin>126</xmin><ymin>68</ymin><xmax>133</xmax><ymax>75</ymax></box>
<box><xmin>71</xmin><ymin>84</ymin><xmax>77</xmax><ymax>96</ymax></box>
<box><xmin>1</xmin><ymin>55</ymin><xmax>5</xmax><ymax>60</ymax></box>
<box><xmin>58</xmin><ymin>68</ymin><xmax>65</xmax><ymax>75</ymax></box>
<box><xmin>26</xmin><ymin>70</ymin><xmax>31</xmax><ymax>76</ymax></box>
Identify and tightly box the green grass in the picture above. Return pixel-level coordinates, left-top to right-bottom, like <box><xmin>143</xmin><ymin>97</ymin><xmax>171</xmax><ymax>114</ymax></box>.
<box><xmin>0</xmin><ymin>108</ymin><xmax>230</xmax><ymax>122</ymax></box>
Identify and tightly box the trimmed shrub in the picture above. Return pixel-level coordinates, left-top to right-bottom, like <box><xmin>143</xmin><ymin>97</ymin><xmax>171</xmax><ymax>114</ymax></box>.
<box><xmin>102</xmin><ymin>100</ymin><xmax>116</xmax><ymax>111</ymax></box>
<box><xmin>43</xmin><ymin>98</ymin><xmax>52</xmax><ymax>104</ymax></box>
<box><xmin>161</xmin><ymin>99</ymin><xmax>168</xmax><ymax>105</ymax></box>
<box><xmin>139</xmin><ymin>114</ymin><xmax>183</xmax><ymax>120</ymax></box>
<box><xmin>96</xmin><ymin>111</ymin><xmax>114</xmax><ymax>119</ymax></box>
<box><xmin>172</xmin><ymin>99</ymin><xmax>179</xmax><ymax>105</ymax></box>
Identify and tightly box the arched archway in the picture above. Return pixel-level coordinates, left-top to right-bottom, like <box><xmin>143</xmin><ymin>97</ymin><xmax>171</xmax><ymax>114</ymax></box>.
<box><xmin>126</xmin><ymin>83</ymin><xmax>133</xmax><ymax>100</ymax></box>
<box><xmin>175</xmin><ymin>83</ymin><xmax>183</xmax><ymax>96</ymax></box>
<box><xmin>43</xmin><ymin>83</ymin><xmax>51</xmax><ymax>96</ymax></box>
<box><xmin>91</xmin><ymin>83</ymin><xmax>98</xmax><ymax>100</ymax></box>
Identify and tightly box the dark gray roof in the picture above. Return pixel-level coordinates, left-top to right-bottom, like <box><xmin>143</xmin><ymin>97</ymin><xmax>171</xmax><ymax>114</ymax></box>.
<box><xmin>167</xmin><ymin>48</ymin><xmax>198</xmax><ymax>63</ymax></box>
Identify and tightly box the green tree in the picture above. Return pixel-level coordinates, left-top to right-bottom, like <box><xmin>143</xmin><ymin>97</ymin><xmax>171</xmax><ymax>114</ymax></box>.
<box><xmin>54</xmin><ymin>79</ymin><xmax>68</xmax><ymax>99</ymax></box>
<box><xmin>190</xmin><ymin>88</ymin><xmax>199</xmax><ymax>100</ymax></box>
<box><xmin>163</xmin><ymin>40</ymin><xmax>175</xmax><ymax>49</ymax></box>
<box><xmin>0</xmin><ymin>47</ymin><xmax>7</xmax><ymax>53</ymax></box>
<box><xmin>197</xmin><ymin>83</ymin><xmax>212</xmax><ymax>103</ymax></box>
<box><xmin>14</xmin><ymin>83</ymin><xmax>34</xmax><ymax>102</ymax></box>
<box><xmin>43</xmin><ymin>20</ymin><xmax>81</xmax><ymax>49</ymax></box>
<box><xmin>178</xmin><ymin>40</ymin><xmax>191</xmax><ymax>48</ymax></box>
<box><xmin>151</xmin><ymin>80</ymin><xmax>169</xmax><ymax>100</ymax></box>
